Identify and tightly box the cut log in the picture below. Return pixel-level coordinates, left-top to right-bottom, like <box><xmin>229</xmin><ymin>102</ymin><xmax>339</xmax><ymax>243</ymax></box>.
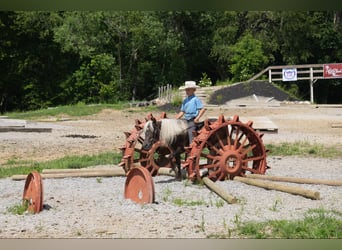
<box><xmin>157</xmin><ymin>167</ymin><xmax>176</xmax><ymax>177</ymax></box>
<box><xmin>234</xmin><ymin>176</ymin><xmax>320</xmax><ymax>200</ymax></box>
<box><xmin>42</xmin><ymin>168</ymin><xmax>118</xmax><ymax>174</ymax></box>
<box><xmin>202</xmin><ymin>177</ymin><xmax>237</xmax><ymax>204</ymax></box>
<box><xmin>246</xmin><ymin>174</ymin><xmax>342</xmax><ymax>186</ymax></box>
<box><xmin>14</xmin><ymin>167</ymin><xmax>178</xmax><ymax>181</ymax></box>
<box><xmin>12</xmin><ymin>168</ymin><xmax>126</xmax><ymax>181</ymax></box>
<box><xmin>0</xmin><ymin>127</ymin><xmax>52</xmax><ymax>132</ymax></box>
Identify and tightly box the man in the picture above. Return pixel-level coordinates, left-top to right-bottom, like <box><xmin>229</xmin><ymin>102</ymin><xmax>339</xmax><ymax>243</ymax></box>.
<box><xmin>176</xmin><ymin>81</ymin><xmax>206</xmax><ymax>144</ymax></box>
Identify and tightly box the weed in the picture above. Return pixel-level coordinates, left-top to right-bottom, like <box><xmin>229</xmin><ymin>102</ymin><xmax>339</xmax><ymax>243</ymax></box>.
<box><xmin>162</xmin><ymin>187</ymin><xmax>172</xmax><ymax>202</ymax></box>
<box><xmin>96</xmin><ymin>177</ymin><xmax>103</xmax><ymax>183</ymax></box>
<box><xmin>172</xmin><ymin>198</ymin><xmax>207</xmax><ymax>207</ymax></box>
<box><xmin>269</xmin><ymin>197</ymin><xmax>282</xmax><ymax>212</ymax></box>
<box><xmin>7</xmin><ymin>200</ymin><xmax>30</xmax><ymax>215</ymax></box>
<box><xmin>215</xmin><ymin>199</ymin><xmax>225</xmax><ymax>208</ymax></box>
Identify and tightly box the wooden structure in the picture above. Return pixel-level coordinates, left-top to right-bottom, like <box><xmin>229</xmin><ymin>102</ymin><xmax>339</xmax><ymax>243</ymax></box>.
<box><xmin>249</xmin><ymin>63</ymin><xmax>342</xmax><ymax>103</ymax></box>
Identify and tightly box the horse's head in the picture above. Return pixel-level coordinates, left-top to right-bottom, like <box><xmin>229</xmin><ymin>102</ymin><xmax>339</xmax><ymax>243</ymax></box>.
<box><xmin>142</xmin><ymin>118</ymin><xmax>160</xmax><ymax>151</ymax></box>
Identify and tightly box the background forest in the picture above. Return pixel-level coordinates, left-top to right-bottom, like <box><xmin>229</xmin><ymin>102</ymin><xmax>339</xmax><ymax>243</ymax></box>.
<box><xmin>0</xmin><ymin>11</ymin><xmax>341</xmax><ymax>112</ymax></box>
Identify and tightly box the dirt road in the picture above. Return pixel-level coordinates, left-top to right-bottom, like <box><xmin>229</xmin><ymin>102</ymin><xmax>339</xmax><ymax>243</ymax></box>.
<box><xmin>0</xmin><ymin>104</ymin><xmax>341</xmax><ymax>165</ymax></box>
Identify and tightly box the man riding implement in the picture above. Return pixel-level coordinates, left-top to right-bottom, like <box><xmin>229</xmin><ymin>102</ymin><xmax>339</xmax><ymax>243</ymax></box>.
<box><xmin>176</xmin><ymin>81</ymin><xmax>206</xmax><ymax>143</ymax></box>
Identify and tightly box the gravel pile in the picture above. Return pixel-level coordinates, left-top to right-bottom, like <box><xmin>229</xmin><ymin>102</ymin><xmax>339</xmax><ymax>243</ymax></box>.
<box><xmin>208</xmin><ymin>80</ymin><xmax>298</xmax><ymax>105</ymax></box>
<box><xmin>0</xmin><ymin>156</ymin><xmax>341</xmax><ymax>238</ymax></box>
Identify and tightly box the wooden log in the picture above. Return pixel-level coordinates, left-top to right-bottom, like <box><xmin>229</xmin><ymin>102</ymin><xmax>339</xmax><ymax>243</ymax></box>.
<box><xmin>246</xmin><ymin>174</ymin><xmax>342</xmax><ymax>186</ymax></box>
<box><xmin>0</xmin><ymin>127</ymin><xmax>52</xmax><ymax>132</ymax></box>
<box><xmin>234</xmin><ymin>176</ymin><xmax>320</xmax><ymax>200</ymax></box>
<box><xmin>12</xmin><ymin>168</ymin><xmax>126</xmax><ymax>181</ymax></box>
<box><xmin>202</xmin><ymin>177</ymin><xmax>237</xmax><ymax>204</ymax></box>
<box><xmin>157</xmin><ymin>167</ymin><xmax>176</xmax><ymax>177</ymax></box>
<box><xmin>14</xmin><ymin>167</ymin><xmax>178</xmax><ymax>181</ymax></box>
<box><xmin>42</xmin><ymin>168</ymin><xmax>118</xmax><ymax>174</ymax></box>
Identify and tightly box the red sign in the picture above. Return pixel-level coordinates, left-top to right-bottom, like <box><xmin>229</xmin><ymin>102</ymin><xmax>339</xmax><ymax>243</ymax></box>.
<box><xmin>323</xmin><ymin>63</ymin><xmax>342</xmax><ymax>78</ymax></box>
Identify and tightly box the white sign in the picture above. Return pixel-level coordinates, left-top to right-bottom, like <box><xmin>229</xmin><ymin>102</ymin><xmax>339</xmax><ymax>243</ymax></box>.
<box><xmin>282</xmin><ymin>68</ymin><xmax>297</xmax><ymax>81</ymax></box>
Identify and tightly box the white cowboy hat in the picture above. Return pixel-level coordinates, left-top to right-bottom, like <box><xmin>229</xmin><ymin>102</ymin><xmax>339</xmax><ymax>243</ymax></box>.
<box><xmin>179</xmin><ymin>81</ymin><xmax>200</xmax><ymax>90</ymax></box>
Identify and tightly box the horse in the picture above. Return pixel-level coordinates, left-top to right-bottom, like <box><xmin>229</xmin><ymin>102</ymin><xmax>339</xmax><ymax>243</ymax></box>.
<box><xmin>142</xmin><ymin>117</ymin><xmax>189</xmax><ymax>180</ymax></box>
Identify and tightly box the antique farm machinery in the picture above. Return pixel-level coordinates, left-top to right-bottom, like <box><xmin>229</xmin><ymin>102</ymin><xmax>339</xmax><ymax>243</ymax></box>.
<box><xmin>118</xmin><ymin>112</ymin><xmax>268</xmax><ymax>203</ymax></box>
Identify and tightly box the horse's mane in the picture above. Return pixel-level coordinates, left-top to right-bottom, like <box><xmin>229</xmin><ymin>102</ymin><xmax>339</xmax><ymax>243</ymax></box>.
<box><xmin>144</xmin><ymin>119</ymin><xmax>188</xmax><ymax>145</ymax></box>
<box><xmin>160</xmin><ymin>119</ymin><xmax>188</xmax><ymax>145</ymax></box>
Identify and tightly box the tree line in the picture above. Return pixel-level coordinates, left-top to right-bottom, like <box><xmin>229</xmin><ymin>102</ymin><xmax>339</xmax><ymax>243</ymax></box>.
<box><xmin>0</xmin><ymin>11</ymin><xmax>341</xmax><ymax>112</ymax></box>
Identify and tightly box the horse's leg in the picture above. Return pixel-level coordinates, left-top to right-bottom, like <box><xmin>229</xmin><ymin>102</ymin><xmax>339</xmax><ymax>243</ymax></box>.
<box><xmin>174</xmin><ymin>153</ymin><xmax>182</xmax><ymax>181</ymax></box>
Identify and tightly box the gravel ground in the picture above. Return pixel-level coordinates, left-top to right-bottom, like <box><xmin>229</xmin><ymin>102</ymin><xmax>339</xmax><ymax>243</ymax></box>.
<box><xmin>0</xmin><ymin>156</ymin><xmax>341</xmax><ymax>239</ymax></box>
<box><xmin>0</xmin><ymin>104</ymin><xmax>341</xmax><ymax>238</ymax></box>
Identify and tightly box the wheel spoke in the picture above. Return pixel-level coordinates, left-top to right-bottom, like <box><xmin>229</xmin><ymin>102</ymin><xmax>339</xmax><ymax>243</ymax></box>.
<box><xmin>215</xmin><ymin>132</ymin><xmax>225</xmax><ymax>149</ymax></box>
<box><xmin>242</xmin><ymin>155</ymin><xmax>265</xmax><ymax>163</ymax></box>
<box><xmin>240</xmin><ymin>144</ymin><xmax>256</xmax><ymax>156</ymax></box>
<box><xmin>238</xmin><ymin>135</ymin><xmax>249</xmax><ymax>150</ymax></box>
<box><xmin>205</xmin><ymin>141</ymin><xmax>222</xmax><ymax>155</ymax></box>
<box><xmin>233</xmin><ymin>126</ymin><xmax>241</xmax><ymax>148</ymax></box>
<box><xmin>241</xmin><ymin>166</ymin><xmax>259</xmax><ymax>173</ymax></box>
<box><xmin>208</xmin><ymin>168</ymin><xmax>222</xmax><ymax>179</ymax></box>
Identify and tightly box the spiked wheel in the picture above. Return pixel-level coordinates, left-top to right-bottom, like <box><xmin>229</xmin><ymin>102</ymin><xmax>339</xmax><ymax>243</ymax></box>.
<box><xmin>23</xmin><ymin>171</ymin><xmax>44</xmax><ymax>213</ymax></box>
<box><xmin>185</xmin><ymin>114</ymin><xmax>267</xmax><ymax>181</ymax></box>
<box><xmin>118</xmin><ymin>112</ymin><xmax>168</xmax><ymax>174</ymax></box>
<box><xmin>118</xmin><ymin>118</ymin><xmax>146</xmax><ymax>173</ymax></box>
<box><xmin>142</xmin><ymin>141</ymin><xmax>173</xmax><ymax>176</ymax></box>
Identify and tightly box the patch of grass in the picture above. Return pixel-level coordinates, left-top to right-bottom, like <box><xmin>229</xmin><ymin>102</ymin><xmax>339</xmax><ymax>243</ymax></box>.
<box><xmin>266</xmin><ymin>141</ymin><xmax>341</xmax><ymax>158</ymax></box>
<box><xmin>162</xmin><ymin>187</ymin><xmax>172</xmax><ymax>202</ymax></box>
<box><xmin>172</xmin><ymin>198</ymin><xmax>207</xmax><ymax>207</ymax></box>
<box><xmin>0</xmin><ymin>151</ymin><xmax>122</xmax><ymax>179</ymax></box>
<box><xmin>7</xmin><ymin>200</ymin><xmax>30</xmax><ymax>215</ymax></box>
<box><xmin>209</xmin><ymin>208</ymin><xmax>342</xmax><ymax>239</ymax></box>
<box><xmin>4</xmin><ymin>102</ymin><xmax>127</xmax><ymax>120</ymax></box>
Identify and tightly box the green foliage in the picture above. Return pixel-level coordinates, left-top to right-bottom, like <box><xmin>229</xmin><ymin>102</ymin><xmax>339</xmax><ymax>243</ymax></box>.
<box><xmin>229</xmin><ymin>33</ymin><xmax>269</xmax><ymax>82</ymax></box>
<box><xmin>198</xmin><ymin>72</ymin><xmax>212</xmax><ymax>87</ymax></box>
<box><xmin>171</xmin><ymin>92</ymin><xmax>183</xmax><ymax>107</ymax></box>
<box><xmin>1</xmin><ymin>11</ymin><xmax>342</xmax><ymax>113</ymax></box>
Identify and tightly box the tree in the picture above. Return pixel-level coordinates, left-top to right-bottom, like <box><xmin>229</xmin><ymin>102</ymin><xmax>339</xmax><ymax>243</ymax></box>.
<box><xmin>229</xmin><ymin>33</ymin><xmax>269</xmax><ymax>82</ymax></box>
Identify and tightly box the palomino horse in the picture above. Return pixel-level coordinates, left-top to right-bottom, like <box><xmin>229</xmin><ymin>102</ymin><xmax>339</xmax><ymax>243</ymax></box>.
<box><xmin>142</xmin><ymin>117</ymin><xmax>189</xmax><ymax>180</ymax></box>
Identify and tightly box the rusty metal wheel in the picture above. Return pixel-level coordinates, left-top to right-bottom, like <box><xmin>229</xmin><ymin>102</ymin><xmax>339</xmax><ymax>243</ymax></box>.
<box><xmin>118</xmin><ymin>112</ymin><xmax>168</xmax><ymax>175</ymax></box>
<box><xmin>185</xmin><ymin>114</ymin><xmax>267</xmax><ymax>181</ymax></box>
<box><xmin>141</xmin><ymin>141</ymin><xmax>173</xmax><ymax>176</ymax></box>
<box><xmin>124</xmin><ymin>166</ymin><xmax>155</xmax><ymax>204</ymax></box>
<box><xmin>118</xmin><ymin>118</ymin><xmax>146</xmax><ymax>173</ymax></box>
<box><xmin>22</xmin><ymin>171</ymin><xmax>43</xmax><ymax>213</ymax></box>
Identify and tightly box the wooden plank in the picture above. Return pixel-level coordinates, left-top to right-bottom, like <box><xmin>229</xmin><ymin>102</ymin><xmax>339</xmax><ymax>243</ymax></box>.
<box><xmin>331</xmin><ymin>123</ymin><xmax>342</xmax><ymax>128</ymax></box>
<box><xmin>0</xmin><ymin>127</ymin><xmax>52</xmax><ymax>133</ymax></box>
<box><xmin>239</xmin><ymin>116</ymin><xmax>278</xmax><ymax>133</ymax></box>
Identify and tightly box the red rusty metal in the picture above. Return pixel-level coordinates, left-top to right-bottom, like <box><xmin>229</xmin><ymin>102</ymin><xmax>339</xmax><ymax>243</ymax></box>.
<box><xmin>184</xmin><ymin>114</ymin><xmax>267</xmax><ymax>181</ymax></box>
<box><xmin>22</xmin><ymin>171</ymin><xmax>44</xmax><ymax>213</ymax></box>
<box><xmin>141</xmin><ymin>141</ymin><xmax>173</xmax><ymax>176</ymax></box>
<box><xmin>118</xmin><ymin>112</ymin><xmax>168</xmax><ymax>174</ymax></box>
<box><xmin>119</xmin><ymin>112</ymin><xmax>268</xmax><ymax>182</ymax></box>
<box><xmin>124</xmin><ymin>166</ymin><xmax>155</xmax><ymax>204</ymax></box>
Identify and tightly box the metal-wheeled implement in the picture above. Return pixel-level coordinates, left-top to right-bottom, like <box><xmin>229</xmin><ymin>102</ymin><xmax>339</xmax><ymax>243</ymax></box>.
<box><xmin>119</xmin><ymin>112</ymin><xmax>269</xmax><ymax>203</ymax></box>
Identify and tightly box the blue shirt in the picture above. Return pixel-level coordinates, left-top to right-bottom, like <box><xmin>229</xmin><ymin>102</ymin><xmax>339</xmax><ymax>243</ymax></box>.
<box><xmin>180</xmin><ymin>95</ymin><xmax>204</xmax><ymax>120</ymax></box>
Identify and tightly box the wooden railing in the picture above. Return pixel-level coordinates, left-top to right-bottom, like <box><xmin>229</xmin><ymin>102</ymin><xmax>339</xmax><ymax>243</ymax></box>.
<box><xmin>249</xmin><ymin>64</ymin><xmax>324</xmax><ymax>103</ymax></box>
